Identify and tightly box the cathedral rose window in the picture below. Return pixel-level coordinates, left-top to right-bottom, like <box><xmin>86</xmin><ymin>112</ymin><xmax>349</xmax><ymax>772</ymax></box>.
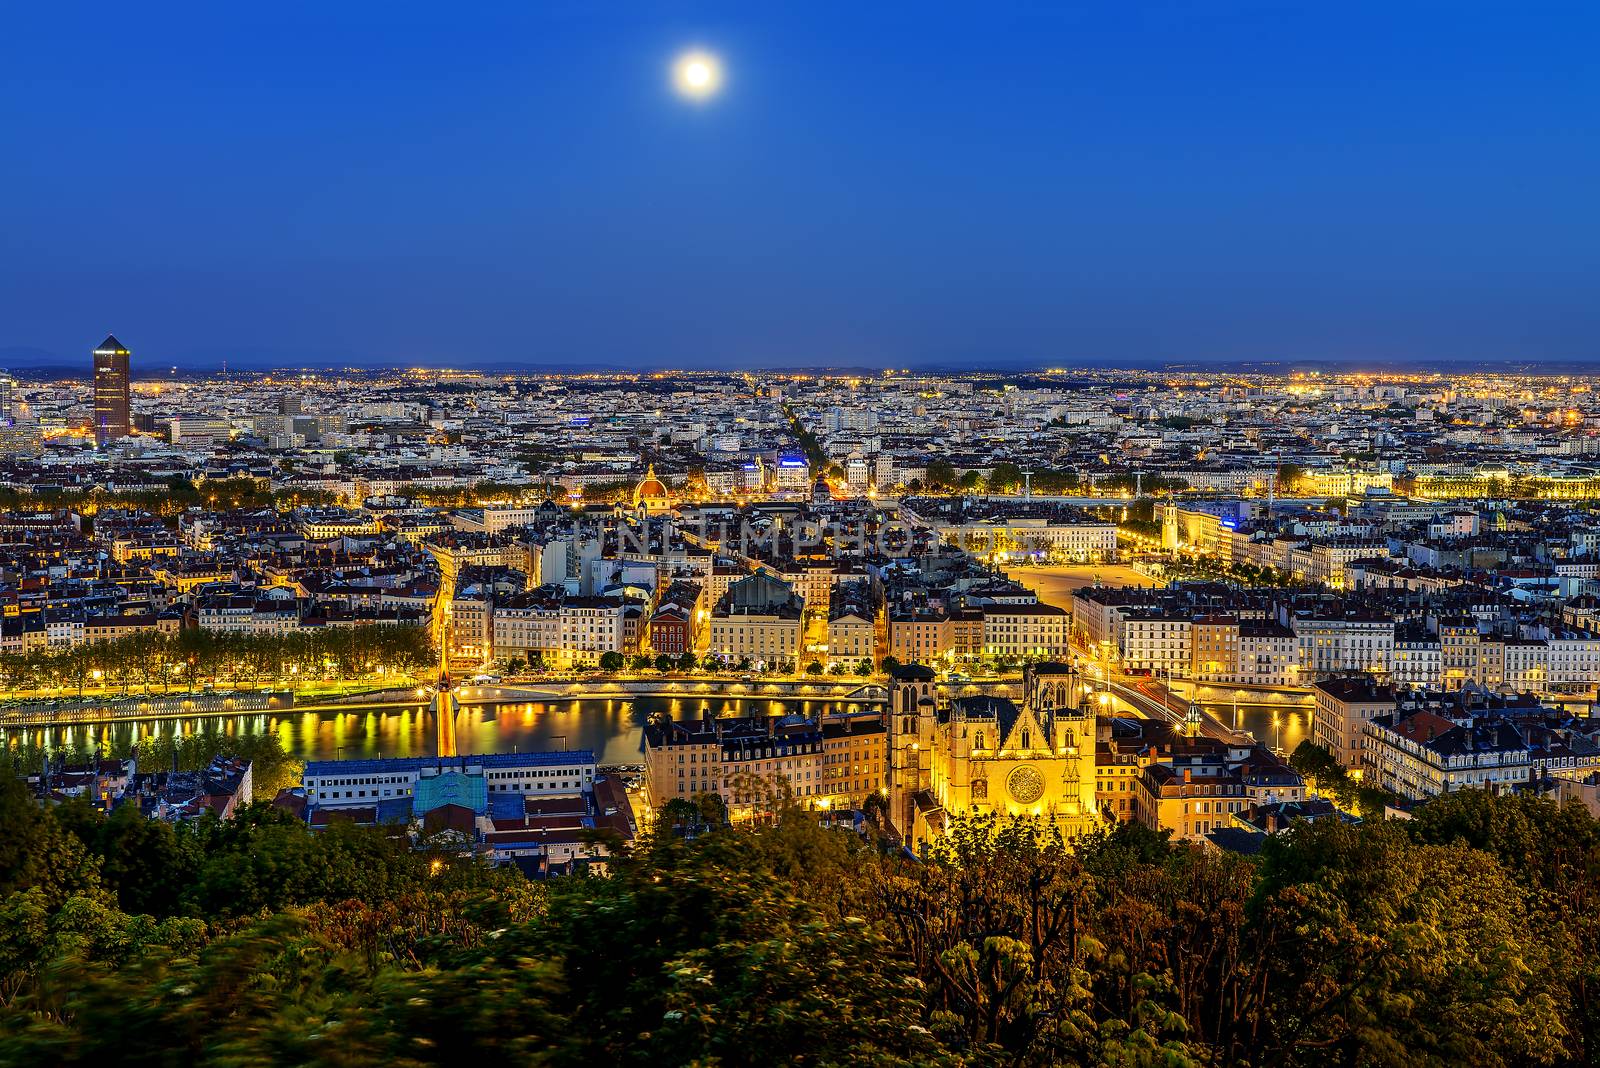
<box><xmin>1007</xmin><ymin>765</ymin><xmax>1045</xmax><ymax>804</ymax></box>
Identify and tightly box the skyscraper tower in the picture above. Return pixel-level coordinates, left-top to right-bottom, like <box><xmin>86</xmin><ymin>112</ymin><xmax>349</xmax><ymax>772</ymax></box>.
<box><xmin>92</xmin><ymin>335</ymin><xmax>131</xmax><ymax>446</ymax></box>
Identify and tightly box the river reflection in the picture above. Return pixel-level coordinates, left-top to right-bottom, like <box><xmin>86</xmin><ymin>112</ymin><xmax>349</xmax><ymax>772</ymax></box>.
<box><xmin>3</xmin><ymin>695</ymin><xmax>875</xmax><ymax>767</ymax></box>
<box><xmin>4</xmin><ymin>691</ymin><xmax>1297</xmax><ymax>766</ymax></box>
<box><xmin>1200</xmin><ymin>699</ymin><xmax>1312</xmax><ymax>754</ymax></box>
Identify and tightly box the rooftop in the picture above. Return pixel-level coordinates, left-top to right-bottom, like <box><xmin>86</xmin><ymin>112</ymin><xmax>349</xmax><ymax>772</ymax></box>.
<box><xmin>303</xmin><ymin>750</ymin><xmax>596</xmax><ymax>777</ymax></box>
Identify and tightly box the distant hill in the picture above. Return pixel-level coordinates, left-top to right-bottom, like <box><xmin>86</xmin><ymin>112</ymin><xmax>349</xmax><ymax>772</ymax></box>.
<box><xmin>3</xmin><ymin>343</ymin><xmax>1599</xmax><ymax>377</ymax></box>
<box><xmin>0</xmin><ymin>346</ymin><xmax>71</xmax><ymax>368</ymax></box>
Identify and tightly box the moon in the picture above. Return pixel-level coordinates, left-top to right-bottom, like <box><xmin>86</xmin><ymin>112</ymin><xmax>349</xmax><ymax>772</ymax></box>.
<box><xmin>672</xmin><ymin>50</ymin><xmax>723</xmax><ymax>101</ymax></box>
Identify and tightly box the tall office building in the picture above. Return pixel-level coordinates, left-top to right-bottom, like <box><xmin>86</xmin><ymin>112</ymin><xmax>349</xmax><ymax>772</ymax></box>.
<box><xmin>93</xmin><ymin>334</ymin><xmax>132</xmax><ymax>445</ymax></box>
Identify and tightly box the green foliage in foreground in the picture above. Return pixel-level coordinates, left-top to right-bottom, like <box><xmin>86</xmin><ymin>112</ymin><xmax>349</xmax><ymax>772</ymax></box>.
<box><xmin>0</xmin><ymin>779</ymin><xmax>1597</xmax><ymax>1066</ymax></box>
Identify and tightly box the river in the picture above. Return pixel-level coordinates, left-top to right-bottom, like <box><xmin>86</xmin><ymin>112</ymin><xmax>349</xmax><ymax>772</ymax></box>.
<box><xmin>2</xmin><ymin>694</ymin><xmax>877</xmax><ymax>767</ymax></box>
<box><xmin>1201</xmin><ymin>698</ymin><xmax>1313</xmax><ymax>754</ymax></box>
<box><xmin>4</xmin><ymin>688</ymin><xmax>1306</xmax><ymax>767</ymax></box>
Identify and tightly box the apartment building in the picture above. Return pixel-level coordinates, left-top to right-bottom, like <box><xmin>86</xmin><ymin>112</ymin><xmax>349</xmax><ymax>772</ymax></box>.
<box><xmin>708</xmin><ymin>603</ymin><xmax>803</xmax><ymax>664</ymax></box>
<box><xmin>643</xmin><ymin>713</ymin><xmax>884</xmax><ymax>818</ymax></box>
<box><xmin>888</xmin><ymin>608</ymin><xmax>951</xmax><ymax>665</ymax></box>
<box><xmin>826</xmin><ymin>582</ymin><xmax>878</xmax><ymax>662</ymax></box>
<box><xmin>982</xmin><ymin>602</ymin><xmax>1070</xmax><ymax>660</ymax></box>
<box><xmin>294</xmin><ymin>508</ymin><xmax>380</xmax><ymax>541</ymax></box>
<box><xmin>194</xmin><ymin>589</ymin><xmax>302</xmax><ymax>635</ymax></box>
<box><xmin>1120</xmin><ymin>613</ymin><xmax>1192</xmax><ymax>675</ymax></box>
<box><xmin>1291</xmin><ymin>610</ymin><xmax>1394</xmax><ymax>678</ymax></box>
<box><xmin>1190</xmin><ymin>615</ymin><xmax>1239</xmax><ymax>682</ymax></box>
<box><xmin>1238</xmin><ymin>621</ymin><xmax>1298</xmax><ymax>685</ymax></box>
<box><xmin>559</xmin><ymin>596</ymin><xmax>630</xmax><ymax>665</ymax></box>
<box><xmin>1392</xmin><ymin>630</ymin><xmax>1443</xmax><ymax>687</ymax></box>
<box><xmin>1311</xmin><ymin>676</ymin><xmax>1398</xmax><ymax>770</ymax></box>
<box><xmin>1133</xmin><ymin>749</ymin><xmax>1305</xmax><ymax>842</ymax></box>
<box><xmin>304</xmin><ymin>750</ymin><xmax>597</xmax><ymax>809</ymax></box>
<box><xmin>646</xmin><ymin>580</ymin><xmax>706</xmax><ymax>656</ymax></box>
<box><xmin>492</xmin><ymin>589</ymin><xmax>563</xmax><ymax>661</ymax></box>
<box><xmin>1362</xmin><ymin>708</ymin><xmax>1600</xmax><ymax>800</ymax></box>
<box><xmin>1438</xmin><ymin>618</ymin><xmax>1480</xmax><ymax>689</ymax></box>
<box><xmin>1546</xmin><ymin>636</ymin><xmax>1600</xmax><ymax>692</ymax></box>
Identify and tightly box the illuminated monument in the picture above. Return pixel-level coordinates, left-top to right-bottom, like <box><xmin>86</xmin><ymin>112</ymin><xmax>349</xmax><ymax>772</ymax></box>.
<box><xmin>92</xmin><ymin>334</ymin><xmax>131</xmax><ymax>445</ymax></box>
<box><xmin>632</xmin><ymin>463</ymin><xmax>672</xmax><ymax>514</ymax></box>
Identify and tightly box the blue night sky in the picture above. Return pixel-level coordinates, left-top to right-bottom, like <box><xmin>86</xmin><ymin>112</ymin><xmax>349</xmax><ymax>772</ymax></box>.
<box><xmin>2</xmin><ymin>2</ymin><xmax>1597</xmax><ymax>370</ymax></box>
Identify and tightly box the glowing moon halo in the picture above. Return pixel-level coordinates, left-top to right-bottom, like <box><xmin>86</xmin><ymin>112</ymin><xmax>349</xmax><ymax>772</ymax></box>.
<box><xmin>672</xmin><ymin>50</ymin><xmax>723</xmax><ymax>101</ymax></box>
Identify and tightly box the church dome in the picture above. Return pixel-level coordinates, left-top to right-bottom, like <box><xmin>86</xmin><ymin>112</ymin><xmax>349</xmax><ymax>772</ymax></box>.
<box><xmin>633</xmin><ymin>464</ymin><xmax>672</xmax><ymax>510</ymax></box>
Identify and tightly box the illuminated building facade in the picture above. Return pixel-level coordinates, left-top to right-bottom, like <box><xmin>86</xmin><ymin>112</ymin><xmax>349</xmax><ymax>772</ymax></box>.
<box><xmin>632</xmin><ymin>463</ymin><xmax>672</xmax><ymax>513</ymax></box>
<box><xmin>889</xmin><ymin>662</ymin><xmax>1101</xmax><ymax>853</ymax></box>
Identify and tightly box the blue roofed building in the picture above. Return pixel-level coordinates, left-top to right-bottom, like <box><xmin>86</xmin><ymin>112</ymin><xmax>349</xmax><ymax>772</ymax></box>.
<box><xmin>300</xmin><ymin>747</ymin><xmax>637</xmax><ymax>873</ymax></box>
<box><xmin>303</xmin><ymin>749</ymin><xmax>597</xmax><ymax>818</ymax></box>
<box><xmin>414</xmin><ymin>768</ymin><xmax>488</xmax><ymax>816</ymax></box>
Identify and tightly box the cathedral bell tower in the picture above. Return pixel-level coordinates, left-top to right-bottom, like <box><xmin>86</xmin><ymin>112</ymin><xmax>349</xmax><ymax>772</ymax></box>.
<box><xmin>1161</xmin><ymin>502</ymin><xmax>1180</xmax><ymax>553</ymax></box>
<box><xmin>1024</xmin><ymin>660</ymin><xmax>1082</xmax><ymax>714</ymax></box>
<box><xmin>1026</xmin><ymin>661</ymin><xmax>1088</xmax><ymax>754</ymax></box>
<box><xmin>886</xmin><ymin>663</ymin><xmax>937</xmax><ymax>837</ymax></box>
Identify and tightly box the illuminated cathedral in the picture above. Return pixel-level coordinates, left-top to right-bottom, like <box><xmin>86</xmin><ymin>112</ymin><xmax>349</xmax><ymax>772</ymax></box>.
<box><xmin>887</xmin><ymin>662</ymin><xmax>1102</xmax><ymax>853</ymax></box>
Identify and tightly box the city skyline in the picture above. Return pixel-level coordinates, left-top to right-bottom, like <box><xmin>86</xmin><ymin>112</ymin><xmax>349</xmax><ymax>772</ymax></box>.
<box><xmin>4</xmin><ymin>355</ymin><xmax>1600</xmax><ymax>1063</ymax></box>
<box><xmin>4</xmin><ymin>2</ymin><xmax>1598</xmax><ymax>369</ymax></box>
<box><xmin>11</xmin><ymin>330</ymin><xmax>1600</xmax><ymax>379</ymax></box>
<box><xmin>7</xmin><ymin>6</ymin><xmax>1600</xmax><ymax>1064</ymax></box>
